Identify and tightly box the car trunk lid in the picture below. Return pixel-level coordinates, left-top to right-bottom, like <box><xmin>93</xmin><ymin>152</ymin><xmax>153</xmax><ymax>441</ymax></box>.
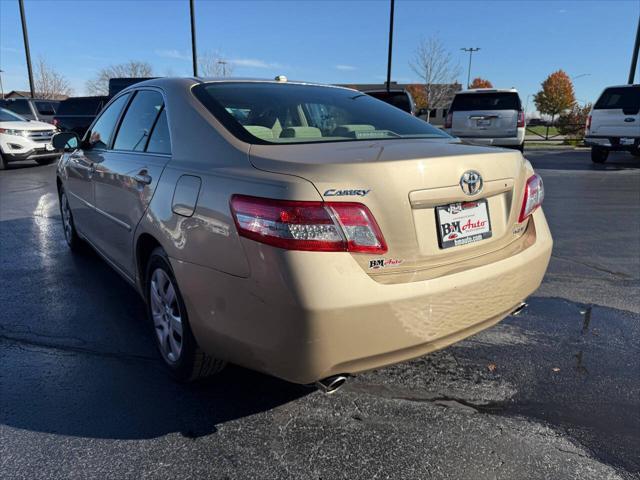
<box><xmin>249</xmin><ymin>139</ymin><xmax>530</xmax><ymax>280</ymax></box>
<box><xmin>590</xmin><ymin>86</ymin><xmax>640</xmax><ymax>137</ymax></box>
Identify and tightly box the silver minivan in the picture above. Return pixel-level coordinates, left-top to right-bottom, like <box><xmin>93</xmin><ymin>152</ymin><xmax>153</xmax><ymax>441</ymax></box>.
<box><xmin>445</xmin><ymin>89</ymin><xmax>525</xmax><ymax>151</ymax></box>
<box><xmin>585</xmin><ymin>84</ymin><xmax>640</xmax><ymax>163</ymax></box>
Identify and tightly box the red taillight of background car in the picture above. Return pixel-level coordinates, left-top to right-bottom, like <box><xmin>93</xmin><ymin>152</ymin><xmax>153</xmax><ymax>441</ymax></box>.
<box><xmin>517</xmin><ymin>111</ymin><xmax>525</xmax><ymax>128</ymax></box>
<box><xmin>444</xmin><ymin>112</ymin><xmax>452</xmax><ymax>129</ymax></box>
<box><xmin>230</xmin><ymin>195</ymin><xmax>387</xmax><ymax>254</ymax></box>
<box><xmin>52</xmin><ymin>119</ymin><xmax>59</xmax><ymax>127</ymax></box>
<box><xmin>585</xmin><ymin>114</ymin><xmax>592</xmax><ymax>133</ymax></box>
<box><xmin>518</xmin><ymin>174</ymin><xmax>545</xmax><ymax>223</ymax></box>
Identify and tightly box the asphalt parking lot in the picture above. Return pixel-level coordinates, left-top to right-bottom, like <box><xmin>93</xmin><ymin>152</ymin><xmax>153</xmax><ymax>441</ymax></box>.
<box><xmin>1</xmin><ymin>149</ymin><xmax>638</xmax><ymax>480</ymax></box>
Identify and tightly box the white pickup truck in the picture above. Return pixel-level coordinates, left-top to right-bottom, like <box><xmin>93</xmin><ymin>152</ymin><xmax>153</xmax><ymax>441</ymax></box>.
<box><xmin>585</xmin><ymin>84</ymin><xmax>640</xmax><ymax>163</ymax></box>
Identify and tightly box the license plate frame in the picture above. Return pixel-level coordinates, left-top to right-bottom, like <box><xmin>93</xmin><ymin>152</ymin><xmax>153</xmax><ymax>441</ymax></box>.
<box><xmin>436</xmin><ymin>200</ymin><xmax>492</xmax><ymax>249</ymax></box>
<box><xmin>620</xmin><ymin>137</ymin><xmax>635</xmax><ymax>146</ymax></box>
<box><xmin>476</xmin><ymin>119</ymin><xmax>491</xmax><ymax>127</ymax></box>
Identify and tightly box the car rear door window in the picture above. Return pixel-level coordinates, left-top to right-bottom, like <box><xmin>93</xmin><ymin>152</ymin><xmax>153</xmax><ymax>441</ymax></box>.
<box><xmin>87</xmin><ymin>93</ymin><xmax>131</xmax><ymax>149</ymax></box>
<box><xmin>450</xmin><ymin>93</ymin><xmax>521</xmax><ymax>111</ymax></box>
<box><xmin>36</xmin><ymin>101</ymin><xmax>57</xmax><ymax>115</ymax></box>
<box><xmin>145</xmin><ymin>109</ymin><xmax>171</xmax><ymax>154</ymax></box>
<box><xmin>113</xmin><ymin>90</ymin><xmax>164</xmax><ymax>152</ymax></box>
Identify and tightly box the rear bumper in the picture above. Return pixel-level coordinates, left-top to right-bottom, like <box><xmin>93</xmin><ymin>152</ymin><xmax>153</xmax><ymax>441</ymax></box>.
<box><xmin>172</xmin><ymin>208</ymin><xmax>552</xmax><ymax>384</ymax></box>
<box><xmin>585</xmin><ymin>136</ymin><xmax>639</xmax><ymax>151</ymax></box>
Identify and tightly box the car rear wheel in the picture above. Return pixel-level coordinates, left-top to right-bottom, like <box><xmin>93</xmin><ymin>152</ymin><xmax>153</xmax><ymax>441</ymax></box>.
<box><xmin>59</xmin><ymin>188</ymin><xmax>83</xmax><ymax>251</ymax></box>
<box><xmin>146</xmin><ymin>247</ymin><xmax>226</xmax><ymax>382</ymax></box>
<box><xmin>591</xmin><ymin>147</ymin><xmax>609</xmax><ymax>164</ymax></box>
<box><xmin>0</xmin><ymin>152</ymin><xmax>6</xmax><ymax>170</ymax></box>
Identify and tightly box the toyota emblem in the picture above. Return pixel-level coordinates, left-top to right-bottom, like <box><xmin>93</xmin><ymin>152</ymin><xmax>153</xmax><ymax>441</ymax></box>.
<box><xmin>460</xmin><ymin>170</ymin><xmax>483</xmax><ymax>196</ymax></box>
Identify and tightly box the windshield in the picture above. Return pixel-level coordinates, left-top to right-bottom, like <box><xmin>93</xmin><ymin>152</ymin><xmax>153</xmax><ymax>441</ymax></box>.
<box><xmin>193</xmin><ymin>82</ymin><xmax>449</xmax><ymax>144</ymax></box>
<box><xmin>0</xmin><ymin>108</ymin><xmax>27</xmax><ymax>122</ymax></box>
<box><xmin>450</xmin><ymin>92</ymin><xmax>522</xmax><ymax>111</ymax></box>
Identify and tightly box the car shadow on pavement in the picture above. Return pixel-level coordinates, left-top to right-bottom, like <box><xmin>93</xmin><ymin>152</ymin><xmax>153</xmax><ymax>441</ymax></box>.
<box><xmin>525</xmin><ymin>150</ymin><xmax>640</xmax><ymax>171</ymax></box>
<box><xmin>0</xmin><ymin>216</ymin><xmax>310</xmax><ymax>440</ymax></box>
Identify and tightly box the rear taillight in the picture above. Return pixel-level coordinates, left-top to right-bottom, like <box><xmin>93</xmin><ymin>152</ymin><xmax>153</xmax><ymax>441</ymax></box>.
<box><xmin>518</xmin><ymin>174</ymin><xmax>544</xmax><ymax>223</ymax></box>
<box><xmin>52</xmin><ymin>119</ymin><xmax>59</xmax><ymax>127</ymax></box>
<box><xmin>517</xmin><ymin>111</ymin><xmax>525</xmax><ymax>128</ymax></box>
<box><xmin>585</xmin><ymin>114</ymin><xmax>592</xmax><ymax>133</ymax></box>
<box><xmin>444</xmin><ymin>112</ymin><xmax>452</xmax><ymax>129</ymax></box>
<box><xmin>230</xmin><ymin>195</ymin><xmax>387</xmax><ymax>254</ymax></box>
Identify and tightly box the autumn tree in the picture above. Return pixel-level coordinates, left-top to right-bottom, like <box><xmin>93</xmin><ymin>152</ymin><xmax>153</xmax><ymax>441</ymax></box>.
<box><xmin>557</xmin><ymin>103</ymin><xmax>592</xmax><ymax>140</ymax></box>
<box><xmin>406</xmin><ymin>84</ymin><xmax>428</xmax><ymax>109</ymax></box>
<box><xmin>34</xmin><ymin>58</ymin><xmax>73</xmax><ymax>99</ymax></box>
<box><xmin>86</xmin><ymin>61</ymin><xmax>154</xmax><ymax>95</ymax></box>
<box><xmin>469</xmin><ymin>77</ymin><xmax>493</xmax><ymax>89</ymax></box>
<box><xmin>199</xmin><ymin>51</ymin><xmax>235</xmax><ymax>77</ymax></box>
<box><xmin>533</xmin><ymin>70</ymin><xmax>576</xmax><ymax>124</ymax></box>
<box><xmin>409</xmin><ymin>36</ymin><xmax>461</xmax><ymax>121</ymax></box>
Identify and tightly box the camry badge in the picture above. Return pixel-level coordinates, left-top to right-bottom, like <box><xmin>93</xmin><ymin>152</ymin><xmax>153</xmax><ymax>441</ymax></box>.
<box><xmin>460</xmin><ymin>170</ymin><xmax>483</xmax><ymax>196</ymax></box>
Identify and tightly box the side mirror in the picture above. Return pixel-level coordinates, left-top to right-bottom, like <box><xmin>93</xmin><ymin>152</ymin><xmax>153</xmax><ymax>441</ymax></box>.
<box><xmin>52</xmin><ymin>132</ymin><xmax>79</xmax><ymax>151</ymax></box>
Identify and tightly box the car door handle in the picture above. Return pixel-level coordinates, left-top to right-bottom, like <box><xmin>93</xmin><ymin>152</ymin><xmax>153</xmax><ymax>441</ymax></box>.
<box><xmin>134</xmin><ymin>171</ymin><xmax>152</xmax><ymax>185</ymax></box>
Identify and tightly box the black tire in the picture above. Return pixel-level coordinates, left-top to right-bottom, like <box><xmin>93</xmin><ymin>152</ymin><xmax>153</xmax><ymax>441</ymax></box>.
<box><xmin>591</xmin><ymin>147</ymin><xmax>609</xmax><ymax>164</ymax></box>
<box><xmin>59</xmin><ymin>187</ymin><xmax>84</xmax><ymax>251</ymax></box>
<box><xmin>631</xmin><ymin>147</ymin><xmax>640</xmax><ymax>158</ymax></box>
<box><xmin>146</xmin><ymin>247</ymin><xmax>226</xmax><ymax>382</ymax></box>
<box><xmin>0</xmin><ymin>152</ymin><xmax>6</xmax><ymax>170</ymax></box>
<box><xmin>36</xmin><ymin>157</ymin><xmax>57</xmax><ymax>166</ymax></box>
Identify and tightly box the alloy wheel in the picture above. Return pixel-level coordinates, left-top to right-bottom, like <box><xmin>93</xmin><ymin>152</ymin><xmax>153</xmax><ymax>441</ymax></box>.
<box><xmin>149</xmin><ymin>268</ymin><xmax>183</xmax><ymax>364</ymax></box>
<box><xmin>60</xmin><ymin>192</ymin><xmax>73</xmax><ymax>245</ymax></box>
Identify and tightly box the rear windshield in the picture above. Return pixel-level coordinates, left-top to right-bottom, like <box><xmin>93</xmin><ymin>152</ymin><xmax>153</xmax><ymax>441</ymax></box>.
<box><xmin>365</xmin><ymin>91</ymin><xmax>412</xmax><ymax>113</ymax></box>
<box><xmin>57</xmin><ymin>97</ymin><xmax>106</xmax><ymax>116</ymax></box>
<box><xmin>193</xmin><ymin>82</ymin><xmax>448</xmax><ymax>144</ymax></box>
<box><xmin>594</xmin><ymin>87</ymin><xmax>640</xmax><ymax>111</ymax></box>
<box><xmin>450</xmin><ymin>92</ymin><xmax>521</xmax><ymax>111</ymax></box>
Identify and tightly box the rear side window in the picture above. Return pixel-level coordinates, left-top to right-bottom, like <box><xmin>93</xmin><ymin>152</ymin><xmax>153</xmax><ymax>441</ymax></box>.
<box><xmin>87</xmin><ymin>94</ymin><xmax>131</xmax><ymax>149</ymax></box>
<box><xmin>366</xmin><ymin>91</ymin><xmax>412</xmax><ymax>113</ymax></box>
<box><xmin>36</xmin><ymin>101</ymin><xmax>57</xmax><ymax>115</ymax></box>
<box><xmin>4</xmin><ymin>99</ymin><xmax>32</xmax><ymax>115</ymax></box>
<box><xmin>113</xmin><ymin>90</ymin><xmax>164</xmax><ymax>152</ymax></box>
<box><xmin>145</xmin><ymin>109</ymin><xmax>171</xmax><ymax>154</ymax></box>
<box><xmin>450</xmin><ymin>92</ymin><xmax>521</xmax><ymax>111</ymax></box>
<box><xmin>594</xmin><ymin>87</ymin><xmax>640</xmax><ymax>112</ymax></box>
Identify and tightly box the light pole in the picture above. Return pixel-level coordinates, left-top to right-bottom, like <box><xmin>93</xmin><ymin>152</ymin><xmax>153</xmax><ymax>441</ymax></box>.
<box><xmin>18</xmin><ymin>0</ymin><xmax>35</xmax><ymax>98</ymax></box>
<box><xmin>0</xmin><ymin>69</ymin><xmax>4</xmax><ymax>99</ymax></box>
<box><xmin>571</xmin><ymin>73</ymin><xmax>591</xmax><ymax>81</ymax></box>
<box><xmin>629</xmin><ymin>15</ymin><xmax>639</xmax><ymax>84</ymax></box>
<box><xmin>190</xmin><ymin>0</ymin><xmax>198</xmax><ymax>77</ymax></box>
<box><xmin>385</xmin><ymin>0</ymin><xmax>395</xmax><ymax>92</ymax></box>
<box><xmin>460</xmin><ymin>47</ymin><xmax>480</xmax><ymax>89</ymax></box>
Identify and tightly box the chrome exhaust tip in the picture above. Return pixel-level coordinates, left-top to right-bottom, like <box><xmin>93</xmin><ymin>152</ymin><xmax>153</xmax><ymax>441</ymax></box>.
<box><xmin>315</xmin><ymin>375</ymin><xmax>348</xmax><ymax>394</ymax></box>
<box><xmin>511</xmin><ymin>302</ymin><xmax>528</xmax><ymax>316</ymax></box>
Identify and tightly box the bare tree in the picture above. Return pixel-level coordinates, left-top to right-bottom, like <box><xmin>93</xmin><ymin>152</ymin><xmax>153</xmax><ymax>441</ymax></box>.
<box><xmin>86</xmin><ymin>60</ymin><xmax>154</xmax><ymax>95</ymax></box>
<box><xmin>409</xmin><ymin>36</ymin><xmax>461</xmax><ymax>121</ymax></box>
<box><xmin>34</xmin><ymin>58</ymin><xmax>73</xmax><ymax>99</ymax></box>
<box><xmin>199</xmin><ymin>51</ymin><xmax>234</xmax><ymax>77</ymax></box>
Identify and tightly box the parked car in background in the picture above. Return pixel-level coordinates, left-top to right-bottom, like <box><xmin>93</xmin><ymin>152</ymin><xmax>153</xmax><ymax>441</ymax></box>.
<box><xmin>0</xmin><ymin>98</ymin><xmax>60</xmax><ymax>124</ymax></box>
<box><xmin>53</xmin><ymin>78</ymin><xmax>551</xmax><ymax>389</ymax></box>
<box><xmin>445</xmin><ymin>89</ymin><xmax>526</xmax><ymax>151</ymax></box>
<box><xmin>585</xmin><ymin>84</ymin><xmax>640</xmax><ymax>163</ymax></box>
<box><xmin>0</xmin><ymin>107</ymin><xmax>59</xmax><ymax>169</ymax></box>
<box><xmin>53</xmin><ymin>96</ymin><xmax>108</xmax><ymax>137</ymax></box>
<box><xmin>364</xmin><ymin>89</ymin><xmax>417</xmax><ymax>115</ymax></box>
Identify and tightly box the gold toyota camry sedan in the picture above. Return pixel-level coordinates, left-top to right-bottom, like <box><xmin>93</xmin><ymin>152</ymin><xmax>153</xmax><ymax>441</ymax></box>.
<box><xmin>53</xmin><ymin>77</ymin><xmax>552</xmax><ymax>390</ymax></box>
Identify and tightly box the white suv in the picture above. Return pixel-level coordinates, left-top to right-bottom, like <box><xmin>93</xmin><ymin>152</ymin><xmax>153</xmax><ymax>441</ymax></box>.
<box><xmin>0</xmin><ymin>108</ymin><xmax>59</xmax><ymax>169</ymax></box>
<box><xmin>445</xmin><ymin>89</ymin><xmax>526</xmax><ymax>151</ymax></box>
<box><xmin>585</xmin><ymin>85</ymin><xmax>640</xmax><ymax>163</ymax></box>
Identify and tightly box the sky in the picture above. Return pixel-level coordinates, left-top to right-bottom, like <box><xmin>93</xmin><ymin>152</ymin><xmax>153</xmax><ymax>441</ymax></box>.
<box><xmin>1</xmin><ymin>0</ymin><xmax>638</xmax><ymax>114</ymax></box>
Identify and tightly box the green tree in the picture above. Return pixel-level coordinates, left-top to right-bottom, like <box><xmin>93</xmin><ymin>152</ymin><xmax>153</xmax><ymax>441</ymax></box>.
<box><xmin>557</xmin><ymin>103</ymin><xmax>592</xmax><ymax>140</ymax></box>
<box><xmin>533</xmin><ymin>70</ymin><xmax>576</xmax><ymax>124</ymax></box>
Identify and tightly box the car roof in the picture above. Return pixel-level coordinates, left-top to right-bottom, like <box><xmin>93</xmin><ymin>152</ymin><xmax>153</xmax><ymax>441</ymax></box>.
<box><xmin>122</xmin><ymin>76</ymin><xmax>355</xmax><ymax>92</ymax></box>
<box><xmin>457</xmin><ymin>88</ymin><xmax>519</xmax><ymax>94</ymax></box>
<box><xmin>599</xmin><ymin>84</ymin><xmax>639</xmax><ymax>89</ymax></box>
